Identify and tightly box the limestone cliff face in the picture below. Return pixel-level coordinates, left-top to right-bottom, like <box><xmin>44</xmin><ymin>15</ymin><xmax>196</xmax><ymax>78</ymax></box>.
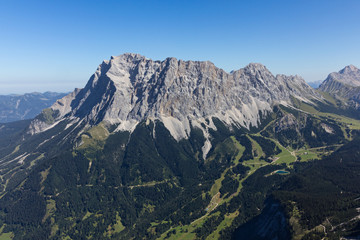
<box><xmin>28</xmin><ymin>53</ymin><xmax>319</xmax><ymax>157</ymax></box>
<box><xmin>320</xmin><ymin>65</ymin><xmax>360</xmax><ymax>90</ymax></box>
<box><xmin>319</xmin><ymin>65</ymin><xmax>360</xmax><ymax>106</ymax></box>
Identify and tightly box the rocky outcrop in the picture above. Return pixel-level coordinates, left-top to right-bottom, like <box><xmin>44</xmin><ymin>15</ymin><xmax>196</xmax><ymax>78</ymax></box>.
<box><xmin>274</xmin><ymin>114</ymin><xmax>299</xmax><ymax>132</ymax></box>
<box><xmin>320</xmin><ymin>65</ymin><xmax>360</xmax><ymax>89</ymax></box>
<box><xmin>319</xmin><ymin>65</ymin><xmax>360</xmax><ymax>107</ymax></box>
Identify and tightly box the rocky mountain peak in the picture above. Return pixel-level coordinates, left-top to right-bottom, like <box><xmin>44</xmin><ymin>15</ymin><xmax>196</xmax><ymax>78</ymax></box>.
<box><xmin>320</xmin><ymin>64</ymin><xmax>360</xmax><ymax>88</ymax></box>
<box><xmin>244</xmin><ymin>62</ymin><xmax>268</xmax><ymax>71</ymax></box>
<box><xmin>339</xmin><ymin>64</ymin><xmax>359</xmax><ymax>74</ymax></box>
<box><xmin>28</xmin><ymin>54</ymin><xmax>320</xmax><ymax>158</ymax></box>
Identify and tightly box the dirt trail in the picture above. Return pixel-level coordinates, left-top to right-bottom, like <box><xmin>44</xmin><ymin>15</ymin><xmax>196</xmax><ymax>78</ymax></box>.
<box><xmin>191</xmin><ymin>192</ymin><xmax>221</xmax><ymax>225</ymax></box>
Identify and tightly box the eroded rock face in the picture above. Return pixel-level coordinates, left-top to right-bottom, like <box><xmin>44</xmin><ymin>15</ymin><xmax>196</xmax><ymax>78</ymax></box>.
<box><xmin>28</xmin><ymin>53</ymin><xmax>320</xmax><ymax>158</ymax></box>
<box><xmin>274</xmin><ymin>114</ymin><xmax>299</xmax><ymax>132</ymax></box>
<box><xmin>320</xmin><ymin>65</ymin><xmax>360</xmax><ymax>89</ymax></box>
<box><xmin>319</xmin><ymin>65</ymin><xmax>360</xmax><ymax>106</ymax></box>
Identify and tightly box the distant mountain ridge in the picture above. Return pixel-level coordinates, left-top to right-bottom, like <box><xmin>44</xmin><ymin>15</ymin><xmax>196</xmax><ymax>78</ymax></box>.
<box><xmin>307</xmin><ymin>80</ymin><xmax>323</xmax><ymax>89</ymax></box>
<box><xmin>321</xmin><ymin>65</ymin><xmax>360</xmax><ymax>88</ymax></box>
<box><xmin>319</xmin><ymin>64</ymin><xmax>360</xmax><ymax>108</ymax></box>
<box><xmin>0</xmin><ymin>92</ymin><xmax>67</xmax><ymax>123</ymax></box>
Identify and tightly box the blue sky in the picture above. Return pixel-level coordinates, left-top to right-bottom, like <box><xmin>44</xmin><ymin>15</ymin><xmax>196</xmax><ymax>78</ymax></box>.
<box><xmin>1</xmin><ymin>0</ymin><xmax>359</xmax><ymax>94</ymax></box>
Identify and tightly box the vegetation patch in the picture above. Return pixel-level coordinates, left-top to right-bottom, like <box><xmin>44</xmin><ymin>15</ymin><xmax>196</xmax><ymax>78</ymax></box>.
<box><xmin>42</xmin><ymin>199</ymin><xmax>56</xmax><ymax>223</ymax></box>
<box><xmin>37</xmin><ymin>108</ymin><xmax>59</xmax><ymax>124</ymax></box>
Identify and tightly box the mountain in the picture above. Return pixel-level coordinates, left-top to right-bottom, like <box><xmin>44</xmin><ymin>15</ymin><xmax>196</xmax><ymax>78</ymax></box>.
<box><xmin>0</xmin><ymin>54</ymin><xmax>359</xmax><ymax>240</ymax></box>
<box><xmin>28</xmin><ymin>53</ymin><xmax>320</xmax><ymax>157</ymax></box>
<box><xmin>320</xmin><ymin>65</ymin><xmax>360</xmax><ymax>89</ymax></box>
<box><xmin>307</xmin><ymin>80</ymin><xmax>323</xmax><ymax>89</ymax></box>
<box><xmin>319</xmin><ymin>65</ymin><xmax>360</xmax><ymax>108</ymax></box>
<box><xmin>0</xmin><ymin>92</ymin><xmax>67</xmax><ymax>123</ymax></box>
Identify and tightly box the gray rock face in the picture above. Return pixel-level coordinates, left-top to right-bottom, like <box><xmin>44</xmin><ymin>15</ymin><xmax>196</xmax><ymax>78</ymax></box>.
<box><xmin>274</xmin><ymin>114</ymin><xmax>299</xmax><ymax>132</ymax></box>
<box><xmin>319</xmin><ymin>65</ymin><xmax>360</xmax><ymax>106</ymax></box>
<box><xmin>28</xmin><ymin>53</ymin><xmax>320</xmax><ymax>158</ymax></box>
<box><xmin>321</xmin><ymin>65</ymin><xmax>360</xmax><ymax>88</ymax></box>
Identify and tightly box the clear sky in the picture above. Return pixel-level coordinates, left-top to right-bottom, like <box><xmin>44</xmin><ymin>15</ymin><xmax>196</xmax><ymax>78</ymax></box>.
<box><xmin>1</xmin><ymin>0</ymin><xmax>360</xmax><ymax>94</ymax></box>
